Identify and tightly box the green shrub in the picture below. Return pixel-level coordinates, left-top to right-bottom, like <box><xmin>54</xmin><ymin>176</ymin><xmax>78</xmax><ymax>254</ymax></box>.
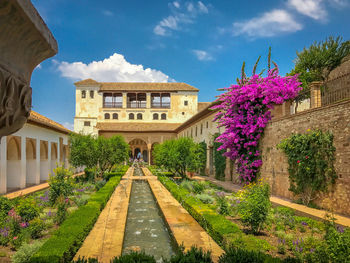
<box><xmin>167</xmin><ymin>245</ymin><xmax>212</xmax><ymax>263</ymax></box>
<box><xmin>94</xmin><ymin>180</ymin><xmax>107</xmax><ymax>191</ymax></box>
<box><xmin>219</xmin><ymin>246</ymin><xmax>280</xmax><ymax>263</ymax></box>
<box><xmin>180</xmin><ymin>180</ymin><xmax>193</xmax><ymax>192</ymax></box>
<box><xmin>0</xmin><ymin>196</ymin><xmax>13</xmax><ymax>219</ymax></box>
<box><xmin>237</xmin><ymin>181</ymin><xmax>271</xmax><ymax>234</ymax></box>
<box><xmin>192</xmin><ymin>181</ymin><xmax>206</xmax><ymax>194</ymax></box>
<box><xmin>28</xmin><ymin>218</ymin><xmax>46</xmax><ymax>239</ymax></box>
<box><xmin>15</xmin><ymin>198</ymin><xmax>40</xmax><ymax>222</ymax></box>
<box><xmin>29</xmin><ymin>175</ymin><xmax>122</xmax><ymax>263</ymax></box>
<box><xmin>278</xmin><ymin>130</ymin><xmax>337</xmax><ymax>205</ymax></box>
<box><xmin>323</xmin><ymin>223</ymin><xmax>350</xmax><ymax>262</ymax></box>
<box><xmin>195</xmin><ymin>194</ymin><xmax>215</xmax><ymax>204</ymax></box>
<box><xmin>213</xmin><ymin>133</ymin><xmax>226</xmax><ymax>181</ymax></box>
<box><xmin>216</xmin><ymin>192</ymin><xmax>229</xmax><ymax>216</ymax></box>
<box><xmin>54</xmin><ymin>197</ymin><xmax>68</xmax><ymax>225</ymax></box>
<box><xmin>12</xmin><ymin>240</ymin><xmax>44</xmax><ymax>263</ymax></box>
<box><xmin>48</xmin><ymin>166</ymin><xmax>73</xmax><ymax>205</ymax></box>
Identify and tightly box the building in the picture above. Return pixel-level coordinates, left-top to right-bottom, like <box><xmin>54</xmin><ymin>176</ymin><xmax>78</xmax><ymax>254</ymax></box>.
<box><xmin>74</xmin><ymin>79</ymin><xmax>212</xmax><ymax>163</ymax></box>
<box><xmin>0</xmin><ymin>111</ymin><xmax>71</xmax><ymax>194</ymax></box>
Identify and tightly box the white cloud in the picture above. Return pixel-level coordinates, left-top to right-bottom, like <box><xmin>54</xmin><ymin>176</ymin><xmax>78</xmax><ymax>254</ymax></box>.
<box><xmin>63</xmin><ymin>122</ymin><xmax>74</xmax><ymax>131</ymax></box>
<box><xmin>102</xmin><ymin>10</ymin><xmax>114</xmax><ymax>16</ymax></box>
<box><xmin>35</xmin><ymin>64</ymin><xmax>42</xmax><ymax>69</ymax></box>
<box><xmin>192</xmin><ymin>50</ymin><xmax>214</xmax><ymax>61</ymax></box>
<box><xmin>173</xmin><ymin>1</ymin><xmax>180</xmax><ymax>8</ymax></box>
<box><xmin>154</xmin><ymin>1</ymin><xmax>209</xmax><ymax>36</ymax></box>
<box><xmin>233</xmin><ymin>9</ymin><xmax>302</xmax><ymax>38</ymax></box>
<box><xmin>55</xmin><ymin>53</ymin><xmax>172</xmax><ymax>82</ymax></box>
<box><xmin>287</xmin><ymin>0</ymin><xmax>327</xmax><ymax>20</ymax></box>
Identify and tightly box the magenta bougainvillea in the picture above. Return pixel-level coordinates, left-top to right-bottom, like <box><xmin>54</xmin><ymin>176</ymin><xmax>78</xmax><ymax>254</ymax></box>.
<box><xmin>212</xmin><ymin>64</ymin><xmax>302</xmax><ymax>182</ymax></box>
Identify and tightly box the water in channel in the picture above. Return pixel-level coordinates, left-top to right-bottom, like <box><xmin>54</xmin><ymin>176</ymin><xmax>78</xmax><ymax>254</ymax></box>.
<box><xmin>122</xmin><ymin>169</ymin><xmax>176</xmax><ymax>262</ymax></box>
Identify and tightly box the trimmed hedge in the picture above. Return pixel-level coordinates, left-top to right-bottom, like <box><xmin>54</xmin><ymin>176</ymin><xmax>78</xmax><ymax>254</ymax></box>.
<box><xmin>158</xmin><ymin>176</ymin><xmax>271</xmax><ymax>251</ymax></box>
<box><xmin>103</xmin><ymin>165</ymin><xmax>129</xmax><ymax>181</ymax></box>
<box><xmin>148</xmin><ymin>166</ymin><xmax>174</xmax><ymax>177</ymax></box>
<box><xmin>29</xmin><ymin>175</ymin><xmax>123</xmax><ymax>262</ymax></box>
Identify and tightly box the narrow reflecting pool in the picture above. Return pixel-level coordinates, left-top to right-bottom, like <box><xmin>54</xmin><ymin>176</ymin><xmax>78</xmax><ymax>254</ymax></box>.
<box><xmin>122</xmin><ymin>179</ymin><xmax>176</xmax><ymax>262</ymax></box>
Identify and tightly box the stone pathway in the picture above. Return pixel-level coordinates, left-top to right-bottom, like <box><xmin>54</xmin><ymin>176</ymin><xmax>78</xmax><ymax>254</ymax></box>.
<box><xmin>146</xmin><ymin>168</ymin><xmax>224</xmax><ymax>262</ymax></box>
<box><xmin>4</xmin><ymin>172</ymin><xmax>84</xmax><ymax>199</ymax></box>
<box><xmin>74</xmin><ymin>168</ymin><xmax>133</xmax><ymax>263</ymax></box>
<box><xmin>194</xmin><ymin>176</ymin><xmax>350</xmax><ymax>228</ymax></box>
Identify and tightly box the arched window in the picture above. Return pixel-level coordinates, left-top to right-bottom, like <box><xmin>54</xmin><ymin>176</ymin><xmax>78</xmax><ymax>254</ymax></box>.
<box><xmin>137</xmin><ymin>113</ymin><xmax>143</xmax><ymax>120</ymax></box>
<box><xmin>81</xmin><ymin>90</ymin><xmax>86</xmax><ymax>98</ymax></box>
<box><xmin>161</xmin><ymin>113</ymin><xmax>166</xmax><ymax>120</ymax></box>
<box><xmin>153</xmin><ymin>113</ymin><xmax>159</xmax><ymax>120</ymax></box>
<box><xmin>129</xmin><ymin>113</ymin><xmax>134</xmax><ymax>120</ymax></box>
<box><xmin>104</xmin><ymin>113</ymin><xmax>110</xmax><ymax>119</ymax></box>
<box><xmin>113</xmin><ymin>113</ymin><xmax>118</xmax><ymax>119</ymax></box>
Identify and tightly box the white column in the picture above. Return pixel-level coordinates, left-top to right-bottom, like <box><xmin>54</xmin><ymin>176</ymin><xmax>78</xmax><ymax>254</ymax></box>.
<box><xmin>48</xmin><ymin>142</ymin><xmax>52</xmax><ymax>176</ymax></box>
<box><xmin>35</xmin><ymin>139</ymin><xmax>40</xmax><ymax>184</ymax></box>
<box><xmin>20</xmin><ymin>136</ymin><xmax>26</xmax><ymax>189</ymax></box>
<box><xmin>57</xmin><ymin>140</ymin><xmax>61</xmax><ymax>166</ymax></box>
<box><xmin>0</xmin><ymin>137</ymin><xmax>7</xmax><ymax>194</ymax></box>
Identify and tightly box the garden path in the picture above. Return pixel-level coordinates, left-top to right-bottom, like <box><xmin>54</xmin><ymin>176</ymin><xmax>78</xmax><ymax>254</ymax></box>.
<box><xmin>194</xmin><ymin>176</ymin><xmax>350</xmax><ymax>228</ymax></box>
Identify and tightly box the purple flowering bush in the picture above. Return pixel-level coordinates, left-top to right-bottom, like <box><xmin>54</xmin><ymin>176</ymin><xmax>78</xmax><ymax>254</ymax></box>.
<box><xmin>213</xmin><ymin>59</ymin><xmax>301</xmax><ymax>182</ymax></box>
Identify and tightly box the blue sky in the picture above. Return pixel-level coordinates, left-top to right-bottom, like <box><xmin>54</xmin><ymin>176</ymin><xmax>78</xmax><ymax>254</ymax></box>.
<box><xmin>31</xmin><ymin>0</ymin><xmax>350</xmax><ymax>130</ymax></box>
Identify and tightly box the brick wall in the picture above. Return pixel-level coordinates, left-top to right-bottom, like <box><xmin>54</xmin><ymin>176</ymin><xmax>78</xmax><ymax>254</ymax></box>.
<box><xmin>261</xmin><ymin>100</ymin><xmax>350</xmax><ymax>216</ymax></box>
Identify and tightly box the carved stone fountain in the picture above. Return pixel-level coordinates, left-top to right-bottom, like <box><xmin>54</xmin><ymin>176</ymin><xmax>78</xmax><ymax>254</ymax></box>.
<box><xmin>0</xmin><ymin>0</ymin><xmax>58</xmax><ymax>139</ymax></box>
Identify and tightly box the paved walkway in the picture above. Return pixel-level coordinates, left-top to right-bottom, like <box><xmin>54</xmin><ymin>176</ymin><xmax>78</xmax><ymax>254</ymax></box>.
<box><xmin>4</xmin><ymin>172</ymin><xmax>85</xmax><ymax>199</ymax></box>
<box><xmin>194</xmin><ymin>176</ymin><xmax>350</xmax><ymax>228</ymax></box>
<box><xmin>74</xmin><ymin>168</ymin><xmax>134</xmax><ymax>263</ymax></box>
<box><xmin>146</xmin><ymin>168</ymin><xmax>224</xmax><ymax>262</ymax></box>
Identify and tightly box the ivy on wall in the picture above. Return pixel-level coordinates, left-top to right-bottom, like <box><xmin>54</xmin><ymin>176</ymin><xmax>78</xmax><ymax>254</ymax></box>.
<box><xmin>213</xmin><ymin>133</ymin><xmax>226</xmax><ymax>181</ymax></box>
<box><xmin>277</xmin><ymin>129</ymin><xmax>337</xmax><ymax>205</ymax></box>
<box><xmin>199</xmin><ymin>141</ymin><xmax>207</xmax><ymax>175</ymax></box>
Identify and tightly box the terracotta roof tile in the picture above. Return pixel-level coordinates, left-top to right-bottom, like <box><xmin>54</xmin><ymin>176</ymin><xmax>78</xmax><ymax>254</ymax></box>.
<box><xmin>96</xmin><ymin>122</ymin><xmax>181</xmax><ymax>132</ymax></box>
<box><xmin>28</xmin><ymin>111</ymin><xmax>71</xmax><ymax>134</ymax></box>
<box><xmin>74</xmin><ymin>79</ymin><xmax>198</xmax><ymax>92</ymax></box>
<box><xmin>198</xmin><ymin>102</ymin><xmax>211</xmax><ymax>112</ymax></box>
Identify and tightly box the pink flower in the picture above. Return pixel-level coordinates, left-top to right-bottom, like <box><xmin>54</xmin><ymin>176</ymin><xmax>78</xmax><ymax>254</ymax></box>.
<box><xmin>305</xmin><ymin>156</ymin><xmax>309</xmax><ymax>159</ymax></box>
<box><xmin>297</xmin><ymin>160</ymin><xmax>300</xmax><ymax>164</ymax></box>
<box><xmin>13</xmin><ymin>236</ymin><xmax>18</xmax><ymax>240</ymax></box>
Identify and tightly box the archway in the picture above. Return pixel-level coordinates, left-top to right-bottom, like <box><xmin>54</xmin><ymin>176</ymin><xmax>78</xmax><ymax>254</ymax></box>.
<box><xmin>40</xmin><ymin>141</ymin><xmax>49</xmax><ymax>182</ymax></box>
<box><xmin>142</xmin><ymin>150</ymin><xmax>148</xmax><ymax>163</ymax></box>
<box><xmin>129</xmin><ymin>138</ymin><xmax>147</xmax><ymax>161</ymax></box>
<box><xmin>7</xmin><ymin>136</ymin><xmax>21</xmax><ymax>191</ymax></box>
<box><xmin>26</xmin><ymin>138</ymin><xmax>36</xmax><ymax>186</ymax></box>
<box><xmin>51</xmin><ymin>142</ymin><xmax>57</xmax><ymax>175</ymax></box>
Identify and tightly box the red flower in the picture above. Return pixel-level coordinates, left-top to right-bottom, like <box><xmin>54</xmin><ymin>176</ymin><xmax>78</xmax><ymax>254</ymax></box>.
<box><xmin>305</xmin><ymin>156</ymin><xmax>309</xmax><ymax>159</ymax></box>
<box><xmin>297</xmin><ymin>160</ymin><xmax>300</xmax><ymax>163</ymax></box>
<box><xmin>13</xmin><ymin>236</ymin><xmax>18</xmax><ymax>240</ymax></box>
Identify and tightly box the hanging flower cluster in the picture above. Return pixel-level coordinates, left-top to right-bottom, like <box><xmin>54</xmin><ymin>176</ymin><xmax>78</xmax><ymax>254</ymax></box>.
<box><xmin>212</xmin><ymin>64</ymin><xmax>302</xmax><ymax>182</ymax></box>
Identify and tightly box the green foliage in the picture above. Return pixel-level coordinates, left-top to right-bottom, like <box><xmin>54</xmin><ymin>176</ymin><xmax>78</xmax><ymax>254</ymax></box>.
<box><xmin>213</xmin><ymin>133</ymin><xmax>226</xmax><ymax>180</ymax></box>
<box><xmin>288</xmin><ymin>36</ymin><xmax>350</xmax><ymax>94</ymax></box>
<box><xmin>12</xmin><ymin>240</ymin><xmax>44</xmax><ymax>263</ymax></box>
<box><xmin>167</xmin><ymin>245</ymin><xmax>213</xmax><ymax>263</ymax></box>
<box><xmin>0</xmin><ymin>196</ymin><xmax>14</xmax><ymax>219</ymax></box>
<box><xmin>180</xmin><ymin>180</ymin><xmax>193</xmax><ymax>192</ymax></box>
<box><xmin>195</xmin><ymin>193</ymin><xmax>215</xmax><ymax>204</ymax></box>
<box><xmin>157</xmin><ymin>176</ymin><xmax>270</xmax><ymax>253</ymax></box>
<box><xmin>48</xmin><ymin>166</ymin><xmax>73</xmax><ymax>205</ymax></box>
<box><xmin>218</xmin><ymin>246</ymin><xmax>297</xmax><ymax>263</ymax></box>
<box><xmin>15</xmin><ymin>198</ymin><xmax>40</xmax><ymax>222</ymax></box>
<box><xmin>69</xmin><ymin>133</ymin><xmax>130</xmax><ymax>176</ymax></box>
<box><xmin>54</xmin><ymin>197</ymin><xmax>68</xmax><ymax>225</ymax></box>
<box><xmin>278</xmin><ymin>129</ymin><xmax>337</xmax><ymax>205</ymax></box>
<box><xmin>198</xmin><ymin>141</ymin><xmax>208</xmax><ymax>175</ymax></box>
<box><xmin>237</xmin><ymin>181</ymin><xmax>271</xmax><ymax>234</ymax></box>
<box><xmin>94</xmin><ymin>180</ymin><xmax>106</xmax><ymax>191</ymax></box>
<box><xmin>192</xmin><ymin>181</ymin><xmax>206</xmax><ymax>194</ymax></box>
<box><xmin>28</xmin><ymin>218</ymin><xmax>46</xmax><ymax>239</ymax></box>
<box><xmin>29</xmin><ymin>175</ymin><xmax>123</xmax><ymax>263</ymax></box>
<box><xmin>153</xmin><ymin>137</ymin><xmax>205</xmax><ymax>177</ymax></box>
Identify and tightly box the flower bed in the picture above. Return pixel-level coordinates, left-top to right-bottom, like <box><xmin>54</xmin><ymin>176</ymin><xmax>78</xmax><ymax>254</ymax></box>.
<box><xmin>0</xmin><ymin>166</ymin><xmax>128</xmax><ymax>263</ymax></box>
<box><xmin>158</xmin><ymin>174</ymin><xmax>350</xmax><ymax>262</ymax></box>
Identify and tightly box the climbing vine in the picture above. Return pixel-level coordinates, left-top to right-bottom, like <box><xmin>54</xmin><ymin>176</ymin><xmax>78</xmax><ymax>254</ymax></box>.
<box><xmin>212</xmin><ymin>49</ymin><xmax>302</xmax><ymax>182</ymax></box>
<box><xmin>277</xmin><ymin>129</ymin><xmax>337</xmax><ymax>205</ymax></box>
<box><xmin>213</xmin><ymin>133</ymin><xmax>226</xmax><ymax>180</ymax></box>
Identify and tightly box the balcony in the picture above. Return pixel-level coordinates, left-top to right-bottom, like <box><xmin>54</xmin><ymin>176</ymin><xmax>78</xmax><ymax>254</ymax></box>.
<box><xmin>151</xmin><ymin>102</ymin><xmax>170</xmax><ymax>109</ymax></box>
<box><xmin>127</xmin><ymin>101</ymin><xmax>147</xmax><ymax>108</ymax></box>
<box><xmin>103</xmin><ymin>101</ymin><xmax>123</xmax><ymax>108</ymax></box>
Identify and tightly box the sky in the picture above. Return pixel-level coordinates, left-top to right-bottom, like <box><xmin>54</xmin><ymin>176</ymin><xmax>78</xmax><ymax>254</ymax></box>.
<box><xmin>30</xmin><ymin>0</ymin><xmax>350</xmax><ymax>130</ymax></box>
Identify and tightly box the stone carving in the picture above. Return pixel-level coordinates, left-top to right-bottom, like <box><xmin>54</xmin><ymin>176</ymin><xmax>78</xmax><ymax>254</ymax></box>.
<box><xmin>0</xmin><ymin>0</ymin><xmax>58</xmax><ymax>139</ymax></box>
<box><xmin>0</xmin><ymin>67</ymin><xmax>32</xmax><ymax>138</ymax></box>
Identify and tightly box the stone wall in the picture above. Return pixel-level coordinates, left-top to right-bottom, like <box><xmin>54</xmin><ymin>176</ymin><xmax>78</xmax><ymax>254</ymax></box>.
<box><xmin>261</xmin><ymin>100</ymin><xmax>350</xmax><ymax>216</ymax></box>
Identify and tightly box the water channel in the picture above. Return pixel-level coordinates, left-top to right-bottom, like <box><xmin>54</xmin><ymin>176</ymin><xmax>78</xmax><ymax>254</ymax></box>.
<box><xmin>122</xmin><ymin>167</ymin><xmax>176</xmax><ymax>262</ymax></box>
